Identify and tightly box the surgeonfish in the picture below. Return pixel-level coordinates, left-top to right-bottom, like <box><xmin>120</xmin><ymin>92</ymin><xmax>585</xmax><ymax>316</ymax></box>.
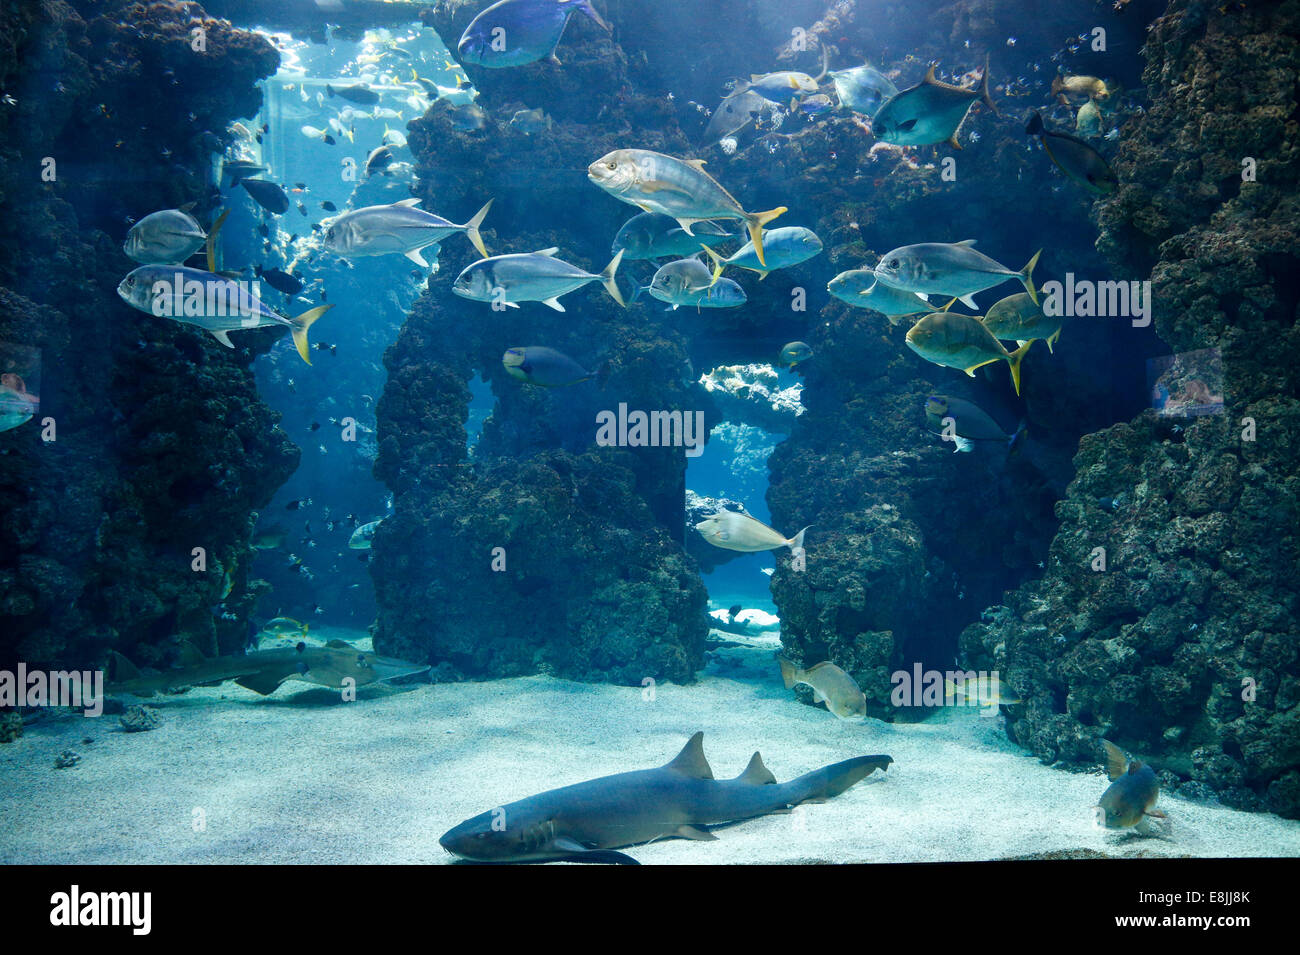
<box><xmin>240</xmin><ymin>179</ymin><xmax>291</xmax><ymax>215</ymax></box>
<box><xmin>458</xmin><ymin>0</ymin><xmax>611</xmax><ymax>69</ymax></box>
<box><xmin>452</xmin><ymin>248</ymin><xmax>624</xmax><ymax>311</ymax></box>
<box><xmin>873</xmin><ymin>240</ymin><xmax>1041</xmax><ymax>309</ymax></box>
<box><xmin>779</xmin><ymin>341</ymin><xmax>813</xmax><ymax>370</ymax></box>
<box><xmin>1025</xmin><ymin>110</ymin><xmax>1117</xmax><ymax>196</ymax></box>
<box><xmin>779</xmin><ymin>658</ymin><xmax>867</xmax><ymax>721</ymax></box>
<box><xmin>587</xmin><ymin>148</ymin><xmax>787</xmax><ymax>266</ymax></box>
<box><xmin>694</xmin><ymin>510</ymin><xmax>810</xmax><ymax>555</ymax></box>
<box><xmin>502</xmin><ymin>346</ymin><xmax>600</xmax><ymax>387</ymax></box>
<box><xmin>924</xmin><ymin>395</ymin><xmax>1025</xmax><ymax>453</ymax></box>
<box><xmin>1098</xmin><ymin>740</ymin><xmax>1165</xmax><ymax>830</ymax></box>
<box><xmin>872</xmin><ymin>56</ymin><xmax>996</xmax><ymax>149</ymax></box>
<box><xmin>323</xmin><ymin>198</ymin><xmax>493</xmax><ymax>266</ymax></box>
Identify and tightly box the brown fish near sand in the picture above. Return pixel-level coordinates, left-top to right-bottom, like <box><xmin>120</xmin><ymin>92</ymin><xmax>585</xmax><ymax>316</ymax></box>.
<box><xmin>1098</xmin><ymin>739</ymin><xmax>1166</xmax><ymax>830</ymax></box>
<box><xmin>779</xmin><ymin>658</ymin><xmax>867</xmax><ymax>721</ymax></box>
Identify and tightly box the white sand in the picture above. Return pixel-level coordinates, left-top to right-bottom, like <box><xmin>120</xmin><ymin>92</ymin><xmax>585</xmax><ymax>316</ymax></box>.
<box><xmin>2</xmin><ymin>627</ymin><xmax>1298</xmax><ymax>864</ymax></box>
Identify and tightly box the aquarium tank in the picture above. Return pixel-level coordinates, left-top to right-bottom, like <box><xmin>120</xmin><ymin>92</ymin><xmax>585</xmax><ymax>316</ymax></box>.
<box><xmin>0</xmin><ymin>0</ymin><xmax>1298</xmax><ymax>895</ymax></box>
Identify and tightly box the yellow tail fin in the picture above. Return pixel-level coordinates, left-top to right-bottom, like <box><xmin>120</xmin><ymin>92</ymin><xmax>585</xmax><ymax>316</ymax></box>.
<box><xmin>600</xmin><ymin>249</ymin><xmax>625</xmax><ymax>307</ymax></box>
<box><xmin>700</xmin><ymin>245</ymin><xmax>726</xmax><ymax>285</ymax></box>
<box><xmin>463</xmin><ymin>199</ymin><xmax>493</xmax><ymax>258</ymax></box>
<box><xmin>290</xmin><ymin>304</ymin><xmax>333</xmax><ymax>365</ymax></box>
<box><xmin>206</xmin><ymin>208</ymin><xmax>230</xmax><ymax>273</ymax></box>
<box><xmin>745</xmin><ymin>206</ymin><xmax>787</xmax><ymax>267</ymax></box>
<box><xmin>1019</xmin><ymin>249</ymin><xmax>1042</xmax><ymax>305</ymax></box>
<box><xmin>1005</xmin><ymin>339</ymin><xmax>1033</xmax><ymax>395</ymax></box>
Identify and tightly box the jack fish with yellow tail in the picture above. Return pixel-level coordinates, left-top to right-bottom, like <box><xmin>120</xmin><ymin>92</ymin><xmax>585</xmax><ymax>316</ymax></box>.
<box><xmin>587</xmin><ymin>148</ymin><xmax>787</xmax><ymax>267</ymax></box>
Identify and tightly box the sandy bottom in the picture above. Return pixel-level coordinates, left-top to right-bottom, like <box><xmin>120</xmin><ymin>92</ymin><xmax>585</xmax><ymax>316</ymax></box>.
<box><xmin>2</xmin><ymin>626</ymin><xmax>1298</xmax><ymax>865</ymax></box>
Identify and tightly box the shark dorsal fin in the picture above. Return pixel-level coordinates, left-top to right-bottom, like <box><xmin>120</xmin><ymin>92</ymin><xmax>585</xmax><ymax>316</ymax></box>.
<box><xmin>1101</xmin><ymin>739</ymin><xmax>1128</xmax><ymax>781</ymax></box>
<box><xmin>737</xmin><ymin>752</ymin><xmax>777</xmax><ymax>786</ymax></box>
<box><xmin>177</xmin><ymin>642</ymin><xmax>208</xmax><ymax>667</ymax></box>
<box><xmin>107</xmin><ymin>650</ymin><xmax>142</xmax><ymax>682</ymax></box>
<box><xmin>666</xmin><ymin>731</ymin><xmax>714</xmax><ymax>779</ymax></box>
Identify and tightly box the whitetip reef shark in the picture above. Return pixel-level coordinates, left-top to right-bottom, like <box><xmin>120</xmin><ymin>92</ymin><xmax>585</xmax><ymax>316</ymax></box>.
<box><xmin>439</xmin><ymin>732</ymin><xmax>893</xmax><ymax>864</ymax></box>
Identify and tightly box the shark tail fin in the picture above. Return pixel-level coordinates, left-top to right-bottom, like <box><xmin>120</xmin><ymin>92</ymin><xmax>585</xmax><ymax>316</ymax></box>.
<box><xmin>600</xmin><ymin>249</ymin><xmax>625</xmax><ymax>307</ymax></box>
<box><xmin>290</xmin><ymin>304</ymin><xmax>332</xmax><ymax>365</ymax></box>
<box><xmin>790</xmin><ymin>754</ymin><xmax>893</xmax><ymax>805</ymax></box>
<box><xmin>788</xmin><ymin>525</ymin><xmax>811</xmax><ymax>553</ymax></box>
<box><xmin>778</xmin><ymin>656</ymin><xmax>801</xmax><ymax>690</ymax></box>
<box><xmin>745</xmin><ymin>206</ymin><xmax>787</xmax><ymax>267</ymax></box>
<box><xmin>463</xmin><ymin>199</ymin><xmax>493</xmax><ymax>257</ymax></box>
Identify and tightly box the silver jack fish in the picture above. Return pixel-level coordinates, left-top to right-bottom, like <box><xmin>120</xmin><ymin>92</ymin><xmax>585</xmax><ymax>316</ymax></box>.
<box><xmin>452</xmin><ymin>248</ymin><xmax>624</xmax><ymax>311</ymax></box>
<box><xmin>641</xmin><ymin>257</ymin><xmax>746</xmax><ymax>310</ymax></box>
<box><xmin>828</xmin><ymin>270</ymin><xmax>934</xmax><ymax>322</ymax></box>
<box><xmin>828</xmin><ymin>64</ymin><xmax>898</xmax><ymax>117</ymax></box>
<box><xmin>982</xmin><ymin>291</ymin><xmax>1064</xmax><ymax>353</ymax></box>
<box><xmin>458</xmin><ymin>0</ymin><xmax>611</xmax><ymax>69</ymax></box>
<box><xmin>701</xmin><ymin>226</ymin><xmax>822</xmax><ymax>280</ymax></box>
<box><xmin>324</xmin><ymin>198</ymin><xmax>492</xmax><ymax>266</ymax></box>
<box><xmin>873</xmin><ymin>240</ymin><xmax>1041</xmax><ymax>309</ymax></box>
<box><xmin>904</xmin><ymin>311</ymin><xmax>1032</xmax><ymax>395</ymax></box>
<box><xmin>695</xmin><ymin>510</ymin><xmax>810</xmax><ymax>555</ymax></box>
<box><xmin>123</xmin><ymin>206</ymin><xmax>208</xmax><ymax>265</ymax></box>
<box><xmin>872</xmin><ymin>56</ymin><xmax>996</xmax><ymax>149</ymax></box>
<box><xmin>116</xmin><ymin>265</ymin><xmax>330</xmax><ymax>365</ymax></box>
<box><xmin>587</xmin><ymin>148</ymin><xmax>787</xmax><ymax>267</ymax></box>
<box><xmin>611</xmin><ymin>212</ymin><xmax>733</xmax><ymax>260</ymax></box>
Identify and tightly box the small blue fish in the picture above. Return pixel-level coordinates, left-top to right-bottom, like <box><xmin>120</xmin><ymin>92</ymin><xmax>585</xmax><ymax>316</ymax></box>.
<box><xmin>458</xmin><ymin>0</ymin><xmax>611</xmax><ymax>69</ymax></box>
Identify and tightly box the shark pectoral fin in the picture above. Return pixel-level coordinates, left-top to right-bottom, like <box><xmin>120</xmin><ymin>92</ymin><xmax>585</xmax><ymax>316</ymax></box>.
<box><xmin>676</xmin><ymin>825</ymin><xmax>718</xmax><ymax>841</ymax></box>
<box><xmin>233</xmin><ymin>671</ymin><xmax>287</xmax><ymax>695</ymax></box>
<box><xmin>550</xmin><ymin>837</ymin><xmax>641</xmax><ymax>865</ymax></box>
<box><xmin>209</xmin><ymin>329</ymin><xmax>236</xmax><ymax>348</ymax></box>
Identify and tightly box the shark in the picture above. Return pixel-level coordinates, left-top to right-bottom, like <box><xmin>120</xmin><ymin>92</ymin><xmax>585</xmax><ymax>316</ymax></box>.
<box><xmin>439</xmin><ymin>732</ymin><xmax>893</xmax><ymax>864</ymax></box>
<box><xmin>105</xmin><ymin>639</ymin><xmax>429</xmax><ymax>697</ymax></box>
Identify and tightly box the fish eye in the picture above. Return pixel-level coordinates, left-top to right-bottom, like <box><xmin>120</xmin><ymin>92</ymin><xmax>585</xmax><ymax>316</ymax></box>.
<box><xmin>606</xmin><ymin>161</ymin><xmax>616</xmax><ymax>170</ymax></box>
<box><xmin>888</xmin><ymin>259</ymin><xmax>899</xmax><ymax>268</ymax></box>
